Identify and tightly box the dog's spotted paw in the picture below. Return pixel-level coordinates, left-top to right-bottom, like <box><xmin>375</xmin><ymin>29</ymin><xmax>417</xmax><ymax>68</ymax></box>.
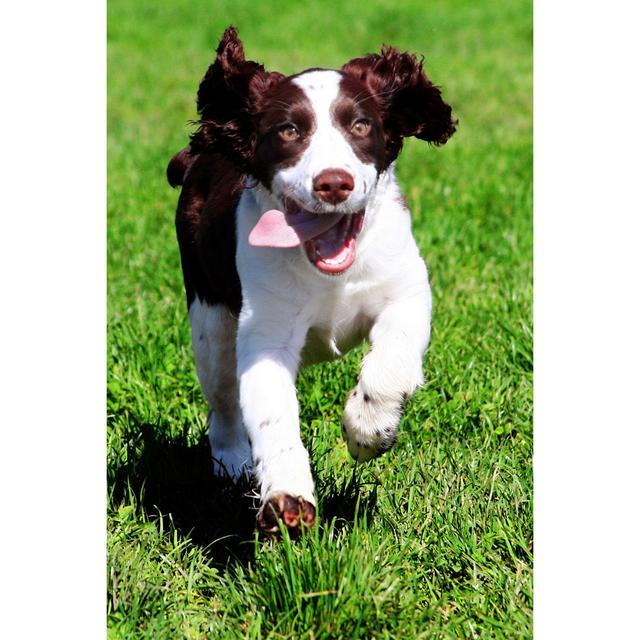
<box><xmin>341</xmin><ymin>385</ymin><xmax>406</xmax><ymax>461</ymax></box>
<box><xmin>256</xmin><ymin>493</ymin><xmax>316</xmax><ymax>537</ymax></box>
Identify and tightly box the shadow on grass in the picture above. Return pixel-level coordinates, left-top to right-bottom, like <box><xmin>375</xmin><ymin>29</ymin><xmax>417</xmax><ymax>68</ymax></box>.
<box><xmin>318</xmin><ymin>466</ymin><xmax>380</xmax><ymax>533</ymax></box>
<box><xmin>110</xmin><ymin>419</ymin><xmax>380</xmax><ymax>567</ymax></box>
<box><xmin>110</xmin><ymin>421</ymin><xmax>258</xmax><ymax>567</ymax></box>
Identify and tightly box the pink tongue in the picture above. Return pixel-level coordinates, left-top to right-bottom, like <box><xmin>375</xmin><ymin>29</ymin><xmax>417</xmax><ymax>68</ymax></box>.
<box><xmin>248</xmin><ymin>209</ymin><xmax>344</xmax><ymax>248</ymax></box>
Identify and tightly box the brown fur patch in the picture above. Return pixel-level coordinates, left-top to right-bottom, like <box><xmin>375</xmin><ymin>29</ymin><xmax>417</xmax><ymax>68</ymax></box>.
<box><xmin>173</xmin><ymin>151</ymin><xmax>244</xmax><ymax>313</ymax></box>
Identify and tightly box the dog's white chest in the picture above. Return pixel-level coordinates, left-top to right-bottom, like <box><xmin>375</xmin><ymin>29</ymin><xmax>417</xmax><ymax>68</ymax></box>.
<box><xmin>301</xmin><ymin>309</ymin><xmax>374</xmax><ymax>366</ymax></box>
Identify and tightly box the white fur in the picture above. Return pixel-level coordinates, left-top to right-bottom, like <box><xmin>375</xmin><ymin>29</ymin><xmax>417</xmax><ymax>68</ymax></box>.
<box><xmin>195</xmin><ymin>70</ymin><xmax>432</xmax><ymax>510</ymax></box>
<box><xmin>189</xmin><ymin>299</ymin><xmax>251</xmax><ymax>479</ymax></box>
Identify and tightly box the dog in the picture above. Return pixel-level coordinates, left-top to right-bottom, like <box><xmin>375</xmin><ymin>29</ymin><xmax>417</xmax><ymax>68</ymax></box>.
<box><xmin>167</xmin><ymin>26</ymin><xmax>456</xmax><ymax>535</ymax></box>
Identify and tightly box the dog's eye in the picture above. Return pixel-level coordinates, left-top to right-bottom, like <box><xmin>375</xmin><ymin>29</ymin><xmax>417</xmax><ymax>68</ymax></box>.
<box><xmin>350</xmin><ymin>119</ymin><xmax>371</xmax><ymax>137</ymax></box>
<box><xmin>278</xmin><ymin>125</ymin><xmax>300</xmax><ymax>142</ymax></box>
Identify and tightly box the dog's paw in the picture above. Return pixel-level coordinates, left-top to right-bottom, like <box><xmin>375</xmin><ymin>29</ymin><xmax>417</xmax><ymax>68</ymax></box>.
<box><xmin>341</xmin><ymin>385</ymin><xmax>406</xmax><ymax>461</ymax></box>
<box><xmin>256</xmin><ymin>493</ymin><xmax>316</xmax><ymax>537</ymax></box>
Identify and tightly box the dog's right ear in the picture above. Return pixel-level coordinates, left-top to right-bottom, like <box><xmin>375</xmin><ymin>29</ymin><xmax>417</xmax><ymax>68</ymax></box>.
<box><xmin>191</xmin><ymin>26</ymin><xmax>284</xmax><ymax>165</ymax></box>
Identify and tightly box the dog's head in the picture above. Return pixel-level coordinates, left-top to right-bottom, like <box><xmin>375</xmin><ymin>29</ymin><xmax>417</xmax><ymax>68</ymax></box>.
<box><xmin>191</xmin><ymin>26</ymin><xmax>456</xmax><ymax>275</ymax></box>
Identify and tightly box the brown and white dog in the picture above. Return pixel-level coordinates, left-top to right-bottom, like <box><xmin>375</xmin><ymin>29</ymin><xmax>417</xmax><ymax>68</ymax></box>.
<box><xmin>168</xmin><ymin>27</ymin><xmax>456</xmax><ymax>535</ymax></box>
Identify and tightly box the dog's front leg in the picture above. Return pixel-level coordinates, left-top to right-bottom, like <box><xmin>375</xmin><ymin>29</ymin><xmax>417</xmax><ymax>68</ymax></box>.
<box><xmin>236</xmin><ymin>316</ymin><xmax>316</xmax><ymax>535</ymax></box>
<box><xmin>342</xmin><ymin>285</ymin><xmax>432</xmax><ymax>461</ymax></box>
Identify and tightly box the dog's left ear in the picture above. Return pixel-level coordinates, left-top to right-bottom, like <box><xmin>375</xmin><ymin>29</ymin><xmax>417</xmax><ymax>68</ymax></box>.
<box><xmin>342</xmin><ymin>46</ymin><xmax>457</xmax><ymax>163</ymax></box>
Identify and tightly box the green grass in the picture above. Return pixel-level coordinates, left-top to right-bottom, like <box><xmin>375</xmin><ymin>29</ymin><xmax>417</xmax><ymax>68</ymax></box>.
<box><xmin>107</xmin><ymin>0</ymin><xmax>532</xmax><ymax>637</ymax></box>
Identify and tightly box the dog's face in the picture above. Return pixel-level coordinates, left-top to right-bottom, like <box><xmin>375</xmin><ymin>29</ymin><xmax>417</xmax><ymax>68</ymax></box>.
<box><xmin>253</xmin><ymin>70</ymin><xmax>385</xmax><ymax>213</ymax></box>
<box><xmin>192</xmin><ymin>27</ymin><xmax>456</xmax><ymax>275</ymax></box>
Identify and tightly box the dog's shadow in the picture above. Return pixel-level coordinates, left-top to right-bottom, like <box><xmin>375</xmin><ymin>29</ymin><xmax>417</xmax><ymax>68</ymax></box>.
<box><xmin>110</xmin><ymin>421</ymin><xmax>258</xmax><ymax>565</ymax></box>
<box><xmin>110</xmin><ymin>420</ymin><xmax>379</xmax><ymax>567</ymax></box>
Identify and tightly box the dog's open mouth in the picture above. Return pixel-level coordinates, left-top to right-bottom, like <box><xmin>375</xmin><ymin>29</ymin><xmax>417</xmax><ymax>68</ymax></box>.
<box><xmin>248</xmin><ymin>204</ymin><xmax>365</xmax><ymax>275</ymax></box>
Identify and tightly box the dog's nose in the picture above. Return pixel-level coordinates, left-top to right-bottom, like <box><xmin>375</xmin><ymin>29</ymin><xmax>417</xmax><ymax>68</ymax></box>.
<box><xmin>312</xmin><ymin>169</ymin><xmax>354</xmax><ymax>204</ymax></box>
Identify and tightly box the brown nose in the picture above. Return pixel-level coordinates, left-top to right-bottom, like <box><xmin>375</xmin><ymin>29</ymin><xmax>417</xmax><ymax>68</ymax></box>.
<box><xmin>312</xmin><ymin>169</ymin><xmax>354</xmax><ymax>204</ymax></box>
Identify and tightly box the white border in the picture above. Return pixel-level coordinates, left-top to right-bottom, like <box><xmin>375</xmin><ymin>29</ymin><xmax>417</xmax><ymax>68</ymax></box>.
<box><xmin>1</xmin><ymin>1</ymin><xmax>105</xmax><ymax>638</ymax></box>
<box><xmin>535</xmin><ymin>2</ymin><xmax>640</xmax><ymax>637</ymax></box>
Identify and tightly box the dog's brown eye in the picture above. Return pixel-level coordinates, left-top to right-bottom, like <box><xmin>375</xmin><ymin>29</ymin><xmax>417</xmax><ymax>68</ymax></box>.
<box><xmin>350</xmin><ymin>120</ymin><xmax>371</xmax><ymax>137</ymax></box>
<box><xmin>278</xmin><ymin>125</ymin><xmax>300</xmax><ymax>142</ymax></box>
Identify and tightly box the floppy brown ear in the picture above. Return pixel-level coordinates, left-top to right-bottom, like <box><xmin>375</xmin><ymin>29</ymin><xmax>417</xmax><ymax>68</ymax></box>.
<box><xmin>190</xmin><ymin>26</ymin><xmax>284</xmax><ymax>164</ymax></box>
<box><xmin>342</xmin><ymin>46</ymin><xmax>456</xmax><ymax>163</ymax></box>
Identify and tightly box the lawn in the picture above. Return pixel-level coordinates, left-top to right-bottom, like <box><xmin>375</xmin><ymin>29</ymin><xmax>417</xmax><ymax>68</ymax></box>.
<box><xmin>107</xmin><ymin>0</ymin><xmax>532</xmax><ymax>637</ymax></box>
